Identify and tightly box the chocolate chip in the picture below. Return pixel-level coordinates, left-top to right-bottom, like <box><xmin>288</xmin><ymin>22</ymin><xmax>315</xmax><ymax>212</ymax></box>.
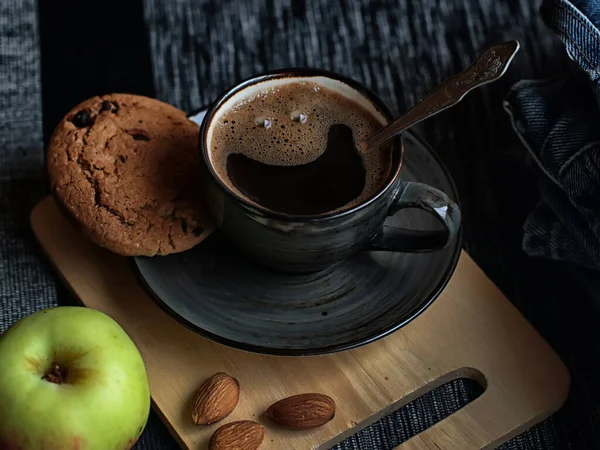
<box><xmin>71</xmin><ymin>109</ymin><xmax>94</xmax><ymax>128</ymax></box>
<box><xmin>125</xmin><ymin>128</ymin><xmax>150</xmax><ymax>141</ymax></box>
<box><xmin>100</xmin><ymin>100</ymin><xmax>119</xmax><ymax>113</ymax></box>
<box><xmin>191</xmin><ymin>226</ymin><xmax>203</xmax><ymax>237</ymax></box>
<box><xmin>119</xmin><ymin>155</ymin><xmax>127</xmax><ymax>163</ymax></box>
<box><xmin>181</xmin><ymin>219</ymin><xmax>188</xmax><ymax>233</ymax></box>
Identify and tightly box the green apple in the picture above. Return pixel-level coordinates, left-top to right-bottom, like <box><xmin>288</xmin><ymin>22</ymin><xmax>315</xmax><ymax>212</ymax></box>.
<box><xmin>0</xmin><ymin>306</ymin><xmax>151</xmax><ymax>450</ymax></box>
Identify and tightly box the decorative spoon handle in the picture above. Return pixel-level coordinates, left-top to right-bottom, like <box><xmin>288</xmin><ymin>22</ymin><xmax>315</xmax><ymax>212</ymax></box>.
<box><xmin>366</xmin><ymin>40</ymin><xmax>520</xmax><ymax>151</ymax></box>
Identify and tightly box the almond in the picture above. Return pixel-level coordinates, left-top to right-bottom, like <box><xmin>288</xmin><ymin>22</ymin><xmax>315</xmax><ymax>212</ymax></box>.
<box><xmin>191</xmin><ymin>372</ymin><xmax>240</xmax><ymax>425</ymax></box>
<box><xmin>264</xmin><ymin>393</ymin><xmax>335</xmax><ymax>429</ymax></box>
<box><xmin>208</xmin><ymin>420</ymin><xmax>265</xmax><ymax>450</ymax></box>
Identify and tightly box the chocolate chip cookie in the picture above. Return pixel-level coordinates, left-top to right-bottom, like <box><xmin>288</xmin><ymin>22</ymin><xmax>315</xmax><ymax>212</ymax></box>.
<box><xmin>47</xmin><ymin>93</ymin><xmax>215</xmax><ymax>256</ymax></box>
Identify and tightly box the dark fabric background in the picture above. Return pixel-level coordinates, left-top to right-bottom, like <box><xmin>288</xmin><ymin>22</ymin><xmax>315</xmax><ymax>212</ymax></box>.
<box><xmin>0</xmin><ymin>0</ymin><xmax>57</xmax><ymax>328</ymax></box>
<box><xmin>2</xmin><ymin>0</ymin><xmax>600</xmax><ymax>448</ymax></box>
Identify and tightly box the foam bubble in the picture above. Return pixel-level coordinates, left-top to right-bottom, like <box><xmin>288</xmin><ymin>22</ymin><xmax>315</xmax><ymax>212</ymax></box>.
<box><xmin>290</xmin><ymin>110</ymin><xmax>308</xmax><ymax>123</ymax></box>
<box><xmin>255</xmin><ymin>116</ymin><xmax>271</xmax><ymax>128</ymax></box>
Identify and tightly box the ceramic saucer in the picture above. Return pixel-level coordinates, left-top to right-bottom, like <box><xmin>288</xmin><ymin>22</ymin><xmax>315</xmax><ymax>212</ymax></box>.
<box><xmin>132</xmin><ymin>110</ymin><xmax>463</xmax><ymax>356</ymax></box>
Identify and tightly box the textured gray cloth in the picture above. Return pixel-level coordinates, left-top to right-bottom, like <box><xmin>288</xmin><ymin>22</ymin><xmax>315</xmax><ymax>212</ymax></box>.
<box><xmin>1</xmin><ymin>0</ymin><xmax>597</xmax><ymax>449</ymax></box>
<box><xmin>0</xmin><ymin>0</ymin><xmax>57</xmax><ymax>330</ymax></box>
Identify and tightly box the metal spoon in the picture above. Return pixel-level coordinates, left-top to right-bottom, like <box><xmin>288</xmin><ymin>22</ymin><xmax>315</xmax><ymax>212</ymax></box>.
<box><xmin>366</xmin><ymin>40</ymin><xmax>520</xmax><ymax>151</ymax></box>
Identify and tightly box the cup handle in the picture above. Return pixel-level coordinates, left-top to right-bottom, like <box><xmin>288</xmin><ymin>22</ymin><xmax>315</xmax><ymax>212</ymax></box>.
<box><xmin>369</xmin><ymin>181</ymin><xmax>461</xmax><ymax>252</ymax></box>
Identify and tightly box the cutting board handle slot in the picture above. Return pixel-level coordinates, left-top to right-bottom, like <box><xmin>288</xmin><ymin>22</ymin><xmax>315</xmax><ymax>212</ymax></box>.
<box><xmin>395</xmin><ymin>367</ymin><xmax>517</xmax><ymax>450</ymax></box>
<box><xmin>334</xmin><ymin>368</ymin><xmax>487</xmax><ymax>450</ymax></box>
<box><xmin>450</xmin><ymin>366</ymin><xmax>488</xmax><ymax>389</ymax></box>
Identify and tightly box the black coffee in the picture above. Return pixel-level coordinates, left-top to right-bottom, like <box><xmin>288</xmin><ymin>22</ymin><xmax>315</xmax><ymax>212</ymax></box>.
<box><xmin>208</xmin><ymin>80</ymin><xmax>393</xmax><ymax>215</ymax></box>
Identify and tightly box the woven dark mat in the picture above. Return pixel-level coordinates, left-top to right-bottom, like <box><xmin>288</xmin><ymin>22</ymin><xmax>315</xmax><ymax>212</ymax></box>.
<box><xmin>0</xmin><ymin>1</ymin><xmax>58</xmax><ymax>327</ymax></box>
<box><xmin>140</xmin><ymin>2</ymin><xmax>583</xmax><ymax>448</ymax></box>
<box><xmin>2</xmin><ymin>0</ymin><xmax>600</xmax><ymax>448</ymax></box>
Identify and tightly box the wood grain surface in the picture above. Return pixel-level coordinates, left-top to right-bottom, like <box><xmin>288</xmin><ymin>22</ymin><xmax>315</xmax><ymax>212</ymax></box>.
<box><xmin>31</xmin><ymin>196</ymin><xmax>570</xmax><ymax>450</ymax></box>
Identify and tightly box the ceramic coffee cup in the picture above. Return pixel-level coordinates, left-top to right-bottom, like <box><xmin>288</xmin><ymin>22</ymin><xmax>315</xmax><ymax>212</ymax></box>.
<box><xmin>199</xmin><ymin>68</ymin><xmax>461</xmax><ymax>273</ymax></box>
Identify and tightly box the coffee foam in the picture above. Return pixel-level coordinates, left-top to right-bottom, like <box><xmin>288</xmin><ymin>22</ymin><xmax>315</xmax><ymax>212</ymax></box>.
<box><xmin>207</xmin><ymin>76</ymin><xmax>393</xmax><ymax>212</ymax></box>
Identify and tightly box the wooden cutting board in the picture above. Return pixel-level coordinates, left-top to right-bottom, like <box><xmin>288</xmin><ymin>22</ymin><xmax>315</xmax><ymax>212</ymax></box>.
<box><xmin>30</xmin><ymin>196</ymin><xmax>570</xmax><ymax>450</ymax></box>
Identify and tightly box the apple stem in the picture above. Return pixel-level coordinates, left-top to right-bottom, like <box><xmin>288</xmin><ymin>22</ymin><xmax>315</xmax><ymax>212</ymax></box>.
<box><xmin>42</xmin><ymin>362</ymin><xmax>68</xmax><ymax>384</ymax></box>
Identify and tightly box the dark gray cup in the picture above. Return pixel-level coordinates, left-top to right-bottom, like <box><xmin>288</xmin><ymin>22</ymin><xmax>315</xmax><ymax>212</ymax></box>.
<box><xmin>199</xmin><ymin>68</ymin><xmax>461</xmax><ymax>273</ymax></box>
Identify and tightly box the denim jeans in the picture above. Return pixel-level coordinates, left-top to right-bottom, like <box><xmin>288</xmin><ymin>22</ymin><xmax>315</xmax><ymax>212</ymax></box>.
<box><xmin>503</xmin><ymin>0</ymin><xmax>600</xmax><ymax>304</ymax></box>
